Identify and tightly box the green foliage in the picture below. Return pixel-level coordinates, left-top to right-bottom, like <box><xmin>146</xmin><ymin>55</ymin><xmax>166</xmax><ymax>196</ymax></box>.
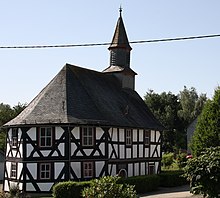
<box><xmin>0</xmin><ymin>102</ymin><xmax>26</xmax><ymax>151</ymax></box>
<box><xmin>184</xmin><ymin>147</ymin><xmax>220</xmax><ymax>198</ymax></box>
<box><xmin>119</xmin><ymin>175</ymin><xmax>160</xmax><ymax>193</ymax></box>
<box><xmin>9</xmin><ymin>184</ymin><xmax>21</xmax><ymax>197</ymax></box>
<box><xmin>161</xmin><ymin>153</ymin><xmax>174</xmax><ymax>168</ymax></box>
<box><xmin>82</xmin><ymin>176</ymin><xmax>137</xmax><ymax>198</ymax></box>
<box><xmin>176</xmin><ymin>152</ymin><xmax>187</xmax><ymax>169</ymax></box>
<box><xmin>159</xmin><ymin>170</ymin><xmax>188</xmax><ymax>187</ymax></box>
<box><xmin>191</xmin><ymin>87</ymin><xmax>220</xmax><ymax>156</ymax></box>
<box><xmin>144</xmin><ymin>87</ymin><xmax>206</xmax><ymax>152</ymax></box>
<box><xmin>52</xmin><ymin>181</ymin><xmax>91</xmax><ymax>198</ymax></box>
<box><xmin>178</xmin><ymin>86</ymin><xmax>207</xmax><ymax>125</ymax></box>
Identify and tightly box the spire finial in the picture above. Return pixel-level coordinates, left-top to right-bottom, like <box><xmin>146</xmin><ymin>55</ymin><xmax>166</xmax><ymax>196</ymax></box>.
<box><xmin>119</xmin><ymin>5</ymin><xmax>122</xmax><ymax>17</ymax></box>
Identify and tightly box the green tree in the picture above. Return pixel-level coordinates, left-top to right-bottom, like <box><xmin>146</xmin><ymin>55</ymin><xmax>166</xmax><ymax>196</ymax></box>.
<box><xmin>178</xmin><ymin>86</ymin><xmax>207</xmax><ymax>125</ymax></box>
<box><xmin>144</xmin><ymin>87</ymin><xmax>206</xmax><ymax>152</ymax></box>
<box><xmin>0</xmin><ymin>102</ymin><xmax>26</xmax><ymax>151</ymax></box>
<box><xmin>190</xmin><ymin>87</ymin><xmax>220</xmax><ymax>156</ymax></box>
<box><xmin>144</xmin><ymin>90</ymin><xmax>183</xmax><ymax>152</ymax></box>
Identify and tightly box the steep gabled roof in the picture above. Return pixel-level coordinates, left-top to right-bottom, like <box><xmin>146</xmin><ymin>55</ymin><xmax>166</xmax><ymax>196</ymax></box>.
<box><xmin>5</xmin><ymin>64</ymin><xmax>163</xmax><ymax>130</ymax></box>
<box><xmin>108</xmin><ymin>14</ymin><xmax>132</xmax><ymax>50</ymax></box>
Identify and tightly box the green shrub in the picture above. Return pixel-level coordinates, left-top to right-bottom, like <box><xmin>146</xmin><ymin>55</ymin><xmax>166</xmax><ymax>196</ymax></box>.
<box><xmin>184</xmin><ymin>147</ymin><xmax>220</xmax><ymax>198</ymax></box>
<box><xmin>120</xmin><ymin>175</ymin><xmax>160</xmax><ymax>194</ymax></box>
<box><xmin>52</xmin><ymin>181</ymin><xmax>91</xmax><ymax>198</ymax></box>
<box><xmin>82</xmin><ymin>176</ymin><xmax>137</xmax><ymax>198</ymax></box>
<box><xmin>159</xmin><ymin>170</ymin><xmax>188</xmax><ymax>187</ymax></box>
<box><xmin>162</xmin><ymin>153</ymin><xmax>174</xmax><ymax>169</ymax></box>
<box><xmin>176</xmin><ymin>152</ymin><xmax>187</xmax><ymax>169</ymax></box>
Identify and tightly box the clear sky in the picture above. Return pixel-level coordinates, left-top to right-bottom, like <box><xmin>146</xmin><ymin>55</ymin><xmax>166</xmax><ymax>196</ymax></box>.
<box><xmin>1</xmin><ymin>1</ymin><xmax>220</xmax><ymax>106</ymax></box>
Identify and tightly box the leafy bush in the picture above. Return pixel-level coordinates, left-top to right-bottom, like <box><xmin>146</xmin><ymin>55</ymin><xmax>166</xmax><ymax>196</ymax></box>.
<box><xmin>52</xmin><ymin>181</ymin><xmax>91</xmax><ymax>198</ymax></box>
<box><xmin>159</xmin><ymin>170</ymin><xmax>188</xmax><ymax>187</ymax></box>
<box><xmin>176</xmin><ymin>152</ymin><xmax>187</xmax><ymax>169</ymax></box>
<box><xmin>119</xmin><ymin>175</ymin><xmax>160</xmax><ymax>193</ymax></box>
<box><xmin>184</xmin><ymin>147</ymin><xmax>220</xmax><ymax>198</ymax></box>
<box><xmin>82</xmin><ymin>176</ymin><xmax>137</xmax><ymax>198</ymax></box>
<box><xmin>161</xmin><ymin>153</ymin><xmax>174</xmax><ymax>169</ymax></box>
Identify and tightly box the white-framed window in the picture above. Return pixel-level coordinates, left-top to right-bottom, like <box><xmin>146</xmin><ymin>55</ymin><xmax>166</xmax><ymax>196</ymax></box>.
<box><xmin>125</xmin><ymin>129</ymin><xmax>132</xmax><ymax>145</ymax></box>
<box><xmin>82</xmin><ymin>127</ymin><xmax>94</xmax><ymax>146</ymax></box>
<box><xmin>39</xmin><ymin>163</ymin><xmax>51</xmax><ymax>180</ymax></box>
<box><xmin>144</xmin><ymin>130</ymin><xmax>150</xmax><ymax>145</ymax></box>
<box><xmin>83</xmin><ymin>162</ymin><xmax>93</xmax><ymax>178</ymax></box>
<box><xmin>10</xmin><ymin>162</ymin><xmax>17</xmax><ymax>178</ymax></box>
<box><xmin>39</xmin><ymin>127</ymin><xmax>52</xmax><ymax>147</ymax></box>
<box><xmin>11</xmin><ymin>128</ymin><xmax>18</xmax><ymax>147</ymax></box>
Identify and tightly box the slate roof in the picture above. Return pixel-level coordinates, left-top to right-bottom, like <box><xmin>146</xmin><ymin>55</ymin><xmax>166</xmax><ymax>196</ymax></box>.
<box><xmin>5</xmin><ymin>64</ymin><xmax>163</xmax><ymax>130</ymax></box>
<box><xmin>108</xmin><ymin>14</ymin><xmax>132</xmax><ymax>50</ymax></box>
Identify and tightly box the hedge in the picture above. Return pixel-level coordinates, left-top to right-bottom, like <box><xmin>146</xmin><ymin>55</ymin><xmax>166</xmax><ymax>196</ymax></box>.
<box><xmin>119</xmin><ymin>175</ymin><xmax>160</xmax><ymax>194</ymax></box>
<box><xmin>159</xmin><ymin>170</ymin><xmax>188</xmax><ymax>187</ymax></box>
<box><xmin>52</xmin><ymin>181</ymin><xmax>91</xmax><ymax>198</ymax></box>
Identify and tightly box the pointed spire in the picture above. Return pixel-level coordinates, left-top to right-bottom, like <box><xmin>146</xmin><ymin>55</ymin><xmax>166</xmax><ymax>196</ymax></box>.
<box><xmin>108</xmin><ymin>8</ymin><xmax>132</xmax><ymax>50</ymax></box>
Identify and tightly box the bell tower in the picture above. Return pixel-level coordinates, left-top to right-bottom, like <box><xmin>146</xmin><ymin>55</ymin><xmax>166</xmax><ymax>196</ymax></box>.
<box><xmin>103</xmin><ymin>8</ymin><xmax>137</xmax><ymax>90</ymax></box>
<box><xmin>108</xmin><ymin>7</ymin><xmax>132</xmax><ymax>68</ymax></box>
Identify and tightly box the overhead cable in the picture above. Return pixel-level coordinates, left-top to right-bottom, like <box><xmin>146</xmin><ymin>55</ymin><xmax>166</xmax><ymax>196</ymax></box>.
<box><xmin>0</xmin><ymin>34</ymin><xmax>219</xmax><ymax>49</ymax></box>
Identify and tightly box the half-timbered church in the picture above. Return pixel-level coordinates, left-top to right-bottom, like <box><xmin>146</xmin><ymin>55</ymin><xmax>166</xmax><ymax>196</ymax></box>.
<box><xmin>3</xmin><ymin>10</ymin><xmax>164</xmax><ymax>193</ymax></box>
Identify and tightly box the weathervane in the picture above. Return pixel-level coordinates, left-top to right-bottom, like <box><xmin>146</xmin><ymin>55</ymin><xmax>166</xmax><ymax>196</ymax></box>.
<box><xmin>119</xmin><ymin>5</ymin><xmax>122</xmax><ymax>17</ymax></box>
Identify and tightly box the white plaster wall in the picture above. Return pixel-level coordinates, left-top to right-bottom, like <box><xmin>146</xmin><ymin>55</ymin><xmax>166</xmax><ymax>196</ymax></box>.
<box><xmin>54</xmin><ymin>162</ymin><xmax>64</xmax><ymax>179</ymax></box>
<box><xmin>27</xmin><ymin>163</ymin><xmax>37</xmax><ymax>180</ymax></box>
<box><xmin>156</xmin><ymin>131</ymin><xmax>160</xmax><ymax>142</ymax></box>
<box><xmin>17</xmin><ymin>162</ymin><xmax>23</xmax><ymax>180</ymax></box>
<box><xmin>58</xmin><ymin>143</ymin><xmax>65</xmax><ymax>156</ymax></box>
<box><xmin>55</xmin><ymin>127</ymin><xmax>64</xmax><ymax>140</ymax></box>
<box><xmin>72</xmin><ymin>127</ymin><xmax>79</xmax><ymax>139</ymax></box>
<box><xmin>26</xmin><ymin>183</ymin><xmax>35</xmax><ymax>191</ymax></box>
<box><xmin>139</xmin><ymin>145</ymin><xmax>143</xmax><ymax>158</ymax></box>
<box><xmin>5</xmin><ymin>162</ymin><xmax>11</xmax><ymax>178</ymax></box>
<box><xmin>96</xmin><ymin>161</ymin><xmax>105</xmax><ymax>177</ymax></box>
<box><xmin>108</xmin><ymin>164</ymin><xmax>116</xmax><ymax>176</ymax></box>
<box><xmin>139</xmin><ymin>130</ymin><xmax>143</xmax><ymax>141</ymax></box>
<box><xmin>111</xmin><ymin>128</ymin><xmax>117</xmax><ymax>141</ymax></box>
<box><xmin>4</xmin><ymin>180</ymin><xmax>9</xmax><ymax>191</ymax></box>
<box><xmin>41</xmin><ymin>150</ymin><xmax>50</xmax><ymax>157</ymax></box>
<box><xmin>133</xmin><ymin>129</ymin><xmax>137</xmax><ymax>142</ymax></box>
<box><xmin>119</xmin><ymin>145</ymin><xmax>124</xmax><ymax>158</ymax></box>
<box><xmin>141</xmin><ymin>162</ymin><xmax>145</xmax><ymax>175</ymax></box>
<box><xmin>151</xmin><ymin>145</ymin><xmax>156</xmax><ymax>157</ymax></box>
<box><xmin>71</xmin><ymin>162</ymin><xmax>81</xmax><ymax>178</ymax></box>
<box><xmin>27</xmin><ymin>128</ymin><xmax>36</xmax><ymax>140</ymax></box>
<box><xmin>38</xmin><ymin>183</ymin><xmax>53</xmax><ymax>191</ymax></box>
<box><xmin>128</xmin><ymin>164</ymin><xmax>132</xmax><ymax>177</ymax></box>
<box><xmin>151</xmin><ymin>130</ymin><xmax>155</xmax><ymax>142</ymax></box>
<box><xmin>145</xmin><ymin>148</ymin><xmax>149</xmax><ymax>158</ymax></box>
<box><xmin>119</xmin><ymin>129</ymin><xmax>124</xmax><ymax>141</ymax></box>
<box><xmin>126</xmin><ymin>148</ymin><xmax>131</xmax><ymax>159</ymax></box>
<box><xmin>99</xmin><ymin>143</ymin><xmax>105</xmax><ymax>155</ymax></box>
<box><xmin>26</xmin><ymin>144</ymin><xmax>34</xmax><ymax>158</ymax></box>
<box><xmin>134</xmin><ymin>163</ymin><xmax>139</xmax><ymax>176</ymax></box>
<box><xmin>96</xmin><ymin>127</ymin><xmax>103</xmax><ymax>139</ymax></box>
<box><xmin>157</xmin><ymin>145</ymin><xmax>161</xmax><ymax>157</ymax></box>
<box><xmin>6</xmin><ymin>143</ymin><xmax>10</xmax><ymax>157</ymax></box>
<box><xmin>84</xmin><ymin>149</ymin><xmax>93</xmax><ymax>156</ymax></box>
<box><xmin>71</xmin><ymin>143</ymin><xmax>77</xmax><ymax>156</ymax></box>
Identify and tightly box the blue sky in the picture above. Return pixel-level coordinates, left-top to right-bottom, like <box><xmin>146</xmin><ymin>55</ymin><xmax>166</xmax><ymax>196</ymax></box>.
<box><xmin>1</xmin><ymin>1</ymin><xmax>220</xmax><ymax>106</ymax></box>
